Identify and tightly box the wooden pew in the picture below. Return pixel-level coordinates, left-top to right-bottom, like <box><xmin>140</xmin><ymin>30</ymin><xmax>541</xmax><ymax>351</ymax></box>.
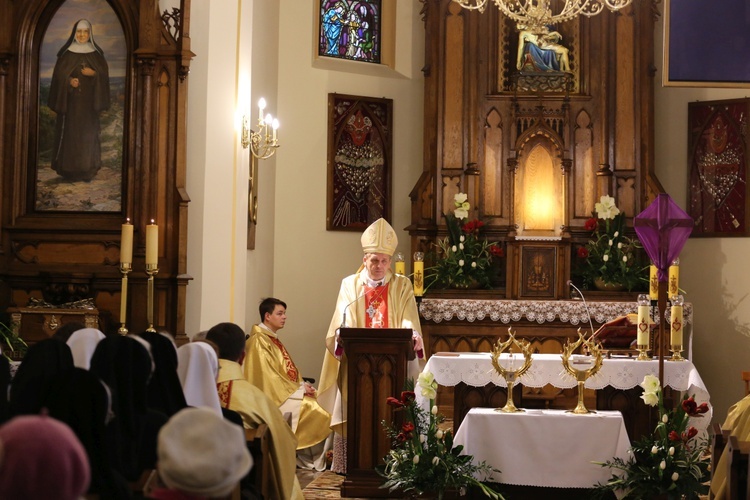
<box><xmin>726</xmin><ymin>435</ymin><xmax>749</xmax><ymax>500</ymax></box>
<box><xmin>245</xmin><ymin>423</ymin><xmax>271</xmax><ymax>500</ymax></box>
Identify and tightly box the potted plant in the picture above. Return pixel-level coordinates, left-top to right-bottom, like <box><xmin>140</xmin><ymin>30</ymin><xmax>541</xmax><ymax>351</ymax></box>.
<box><xmin>592</xmin><ymin>374</ymin><xmax>710</xmax><ymax>499</ymax></box>
<box><xmin>379</xmin><ymin>372</ymin><xmax>504</xmax><ymax>499</ymax></box>
<box><xmin>426</xmin><ymin>193</ymin><xmax>504</xmax><ymax>290</ymax></box>
<box><xmin>575</xmin><ymin>195</ymin><xmax>646</xmax><ymax>291</ymax></box>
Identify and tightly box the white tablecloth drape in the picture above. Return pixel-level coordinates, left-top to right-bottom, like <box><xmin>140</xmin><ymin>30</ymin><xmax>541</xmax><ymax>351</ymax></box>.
<box><xmin>418</xmin><ymin>353</ymin><xmax>712</xmax><ymax>429</ymax></box>
<box><xmin>453</xmin><ymin>408</ymin><xmax>631</xmax><ymax>488</ymax></box>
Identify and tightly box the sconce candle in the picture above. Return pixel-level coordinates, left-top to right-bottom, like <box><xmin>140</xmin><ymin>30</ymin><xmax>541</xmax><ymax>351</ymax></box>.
<box><xmin>668</xmin><ymin>258</ymin><xmax>680</xmax><ymax>298</ymax></box>
<box><xmin>120</xmin><ymin>219</ymin><xmax>133</xmax><ymax>264</ymax></box>
<box><xmin>670</xmin><ymin>295</ymin><xmax>684</xmax><ymax>346</ymax></box>
<box><xmin>648</xmin><ymin>265</ymin><xmax>658</xmax><ymax>300</ymax></box>
<box><xmin>146</xmin><ymin>220</ymin><xmax>158</xmax><ymax>266</ymax></box>
<box><xmin>413</xmin><ymin>252</ymin><xmax>424</xmax><ymax>297</ymax></box>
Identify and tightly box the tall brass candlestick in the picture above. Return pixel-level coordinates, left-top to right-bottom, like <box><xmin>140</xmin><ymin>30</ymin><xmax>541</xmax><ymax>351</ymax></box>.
<box><xmin>146</xmin><ymin>264</ymin><xmax>159</xmax><ymax>333</ymax></box>
<box><xmin>118</xmin><ymin>263</ymin><xmax>132</xmax><ymax>335</ymax></box>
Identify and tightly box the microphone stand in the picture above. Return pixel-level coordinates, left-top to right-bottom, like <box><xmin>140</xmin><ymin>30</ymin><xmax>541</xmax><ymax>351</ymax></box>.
<box><xmin>567</xmin><ymin>280</ymin><xmax>595</xmax><ymax>338</ymax></box>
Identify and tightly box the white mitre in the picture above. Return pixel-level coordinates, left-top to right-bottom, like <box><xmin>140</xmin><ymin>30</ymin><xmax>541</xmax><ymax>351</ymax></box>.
<box><xmin>360</xmin><ymin>218</ymin><xmax>397</xmax><ymax>256</ymax></box>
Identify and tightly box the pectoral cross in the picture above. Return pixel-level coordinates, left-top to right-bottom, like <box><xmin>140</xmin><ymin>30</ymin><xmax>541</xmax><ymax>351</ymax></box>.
<box><xmin>366</xmin><ymin>303</ymin><xmax>377</xmax><ymax>319</ymax></box>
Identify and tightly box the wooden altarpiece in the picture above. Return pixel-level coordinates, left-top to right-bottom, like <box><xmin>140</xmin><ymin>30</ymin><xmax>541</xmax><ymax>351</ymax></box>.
<box><xmin>409</xmin><ymin>0</ymin><xmax>664</xmax><ymax>295</ymax></box>
<box><xmin>0</xmin><ymin>0</ymin><xmax>192</xmax><ymax>342</ymax></box>
<box><xmin>339</xmin><ymin>327</ymin><xmax>414</xmax><ymax>498</ymax></box>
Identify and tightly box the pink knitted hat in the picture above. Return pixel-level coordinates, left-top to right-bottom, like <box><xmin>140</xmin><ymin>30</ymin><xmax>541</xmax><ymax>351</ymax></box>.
<box><xmin>0</xmin><ymin>414</ymin><xmax>91</xmax><ymax>500</ymax></box>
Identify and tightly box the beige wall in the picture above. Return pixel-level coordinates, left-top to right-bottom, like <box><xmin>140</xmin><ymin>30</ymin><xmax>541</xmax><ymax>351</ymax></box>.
<box><xmin>270</xmin><ymin>1</ymin><xmax>425</xmax><ymax>380</ymax></box>
<box><xmin>654</xmin><ymin>15</ymin><xmax>750</xmax><ymax>422</ymax></box>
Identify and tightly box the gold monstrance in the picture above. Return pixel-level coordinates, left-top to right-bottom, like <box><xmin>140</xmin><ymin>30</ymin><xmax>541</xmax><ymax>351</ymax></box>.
<box><xmin>561</xmin><ymin>329</ymin><xmax>603</xmax><ymax>414</ymax></box>
<box><xmin>490</xmin><ymin>328</ymin><xmax>533</xmax><ymax>412</ymax></box>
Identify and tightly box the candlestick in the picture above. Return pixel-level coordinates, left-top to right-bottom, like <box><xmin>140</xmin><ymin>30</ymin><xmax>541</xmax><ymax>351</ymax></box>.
<box><xmin>413</xmin><ymin>252</ymin><xmax>424</xmax><ymax>297</ymax></box>
<box><xmin>120</xmin><ymin>219</ymin><xmax>133</xmax><ymax>264</ymax></box>
<box><xmin>146</xmin><ymin>220</ymin><xmax>158</xmax><ymax>266</ymax></box>
<box><xmin>146</xmin><ymin>263</ymin><xmax>159</xmax><ymax>333</ymax></box>
<box><xmin>636</xmin><ymin>294</ymin><xmax>650</xmax><ymax>360</ymax></box>
<box><xmin>670</xmin><ymin>294</ymin><xmax>685</xmax><ymax>361</ymax></box>
<box><xmin>668</xmin><ymin>258</ymin><xmax>680</xmax><ymax>298</ymax></box>
<box><xmin>118</xmin><ymin>262</ymin><xmax>131</xmax><ymax>335</ymax></box>
<box><xmin>649</xmin><ymin>265</ymin><xmax>658</xmax><ymax>301</ymax></box>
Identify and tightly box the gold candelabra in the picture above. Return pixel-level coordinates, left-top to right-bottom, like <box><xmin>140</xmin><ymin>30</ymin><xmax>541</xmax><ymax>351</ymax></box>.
<box><xmin>145</xmin><ymin>263</ymin><xmax>159</xmax><ymax>333</ymax></box>
<box><xmin>118</xmin><ymin>262</ymin><xmax>131</xmax><ymax>335</ymax></box>
<box><xmin>242</xmin><ymin>97</ymin><xmax>280</xmax><ymax>160</ymax></box>
<box><xmin>561</xmin><ymin>329</ymin><xmax>603</xmax><ymax>414</ymax></box>
<box><xmin>490</xmin><ymin>328</ymin><xmax>534</xmax><ymax>413</ymax></box>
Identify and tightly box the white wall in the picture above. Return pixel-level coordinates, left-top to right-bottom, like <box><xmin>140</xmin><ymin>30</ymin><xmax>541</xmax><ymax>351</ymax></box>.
<box><xmin>654</xmin><ymin>15</ymin><xmax>750</xmax><ymax>422</ymax></box>
<box><xmin>270</xmin><ymin>1</ymin><xmax>425</xmax><ymax>379</ymax></box>
<box><xmin>185</xmin><ymin>0</ymin><xmax>250</xmax><ymax>334</ymax></box>
<box><xmin>244</xmin><ymin>0</ymin><xmax>279</xmax><ymax>328</ymax></box>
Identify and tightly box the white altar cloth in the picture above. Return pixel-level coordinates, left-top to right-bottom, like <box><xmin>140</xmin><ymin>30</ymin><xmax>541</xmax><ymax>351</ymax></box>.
<box><xmin>453</xmin><ymin>408</ymin><xmax>631</xmax><ymax>488</ymax></box>
<box><xmin>418</xmin><ymin>353</ymin><xmax>712</xmax><ymax>429</ymax></box>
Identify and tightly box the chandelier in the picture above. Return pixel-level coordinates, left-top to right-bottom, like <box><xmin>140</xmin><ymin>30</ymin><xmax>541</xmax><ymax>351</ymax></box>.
<box><xmin>454</xmin><ymin>0</ymin><xmax>634</xmax><ymax>34</ymax></box>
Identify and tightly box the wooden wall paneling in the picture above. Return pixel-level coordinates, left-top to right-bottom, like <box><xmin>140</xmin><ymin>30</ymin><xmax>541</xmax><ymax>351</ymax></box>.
<box><xmin>442</xmin><ymin>1</ymin><xmax>465</xmax><ymax>170</ymax></box>
<box><xmin>573</xmin><ymin>109</ymin><xmax>594</xmax><ymax>219</ymax></box>
<box><xmin>0</xmin><ymin>0</ymin><xmax>192</xmax><ymax>342</ymax></box>
<box><xmin>483</xmin><ymin>108</ymin><xmax>504</xmax><ymax>217</ymax></box>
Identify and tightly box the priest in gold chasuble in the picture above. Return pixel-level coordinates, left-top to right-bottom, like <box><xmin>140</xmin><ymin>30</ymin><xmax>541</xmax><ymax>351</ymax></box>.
<box><xmin>243</xmin><ymin>298</ymin><xmax>331</xmax><ymax>469</ymax></box>
<box><xmin>318</xmin><ymin>218</ymin><xmax>424</xmax><ymax>474</ymax></box>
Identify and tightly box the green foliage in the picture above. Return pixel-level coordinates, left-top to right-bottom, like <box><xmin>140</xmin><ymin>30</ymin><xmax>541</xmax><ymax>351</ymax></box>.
<box><xmin>379</xmin><ymin>377</ymin><xmax>504</xmax><ymax>499</ymax></box>
<box><xmin>0</xmin><ymin>321</ymin><xmax>27</xmax><ymax>361</ymax></box>
<box><xmin>593</xmin><ymin>379</ymin><xmax>710</xmax><ymax>499</ymax></box>
<box><xmin>426</xmin><ymin>212</ymin><xmax>503</xmax><ymax>291</ymax></box>
<box><xmin>575</xmin><ymin>206</ymin><xmax>646</xmax><ymax>291</ymax></box>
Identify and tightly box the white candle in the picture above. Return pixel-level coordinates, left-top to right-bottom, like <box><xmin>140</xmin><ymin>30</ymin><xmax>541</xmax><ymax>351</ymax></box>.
<box><xmin>670</xmin><ymin>303</ymin><xmax>683</xmax><ymax>346</ymax></box>
<box><xmin>649</xmin><ymin>265</ymin><xmax>658</xmax><ymax>300</ymax></box>
<box><xmin>146</xmin><ymin>220</ymin><xmax>158</xmax><ymax>266</ymax></box>
<box><xmin>637</xmin><ymin>304</ymin><xmax>650</xmax><ymax>346</ymax></box>
<box><xmin>120</xmin><ymin>219</ymin><xmax>133</xmax><ymax>264</ymax></box>
<box><xmin>668</xmin><ymin>259</ymin><xmax>680</xmax><ymax>298</ymax></box>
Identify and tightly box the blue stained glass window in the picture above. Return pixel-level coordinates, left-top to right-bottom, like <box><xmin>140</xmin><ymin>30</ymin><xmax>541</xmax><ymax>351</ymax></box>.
<box><xmin>319</xmin><ymin>1</ymin><xmax>381</xmax><ymax>64</ymax></box>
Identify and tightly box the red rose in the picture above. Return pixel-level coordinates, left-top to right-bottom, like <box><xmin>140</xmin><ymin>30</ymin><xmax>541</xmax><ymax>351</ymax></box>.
<box><xmin>668</xmin><ymin>431</ymin><xmax>680</xmax><ymax>442</ymax></box>
<box><xmin>682</xmin><ymin>397</ymin><xmax>698</xmax><ymax>416</ymax></box>
<box><xmin>489</xmin><ymin>245</ymin><xmax>504</xmax><ymax>257</ymax></box>
<box><xmin>462</xmin><ymin>219</ymin><xmax>484</xmax><ymax>233</ymax></box>
<box><xmin>402</xmin><ymin>422</ymin><xmax>415</xmax><ymax>433</ymax></box>
<box><xmin>687</xmin><ymin>426</ymin><xmax>698</xmax><ymax>439</ymax></box>
<box><xmin>387</xmin><ymin>396</ymin><xmax>404</xmax><ymax>408</ymax></box>
<box><xmin>400</xmin><ymin>391</ymin><xmax>416</xmax><ymax>404</ymax></box>
<box><xmin>396</xmin><ymin>432</ymin><xmax>407</xmax><ymax>443</ymax></box>
<box><xmin>584</xmin><ymin>217</ymin><xmax>598</xmax><ymax>231</ymax></box>
<box><xmin>577</xmin><ymin>247</ymin><xmax>589</xmax><ymax>258</ymax></box>
<box><xmin>696</xmin><ymin>402</ymin><xmax>709</xmax><ymax>414</ymax></box>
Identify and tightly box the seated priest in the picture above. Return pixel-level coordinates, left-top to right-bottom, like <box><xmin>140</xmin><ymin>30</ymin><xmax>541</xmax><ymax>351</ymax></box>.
<box><xmin>206</xmin><ymin>322</ymin><xmax>303</xmax><ymax>500</ymax></box>
<box><xmin>709</xmin><ymin>393</ymin><xmax>750</xmax><ymax>499</ymax></box>
<box><xmin>243</xmin><ymin>297</ymin><xmax>332</xmax><ymax>470</ymax></box>
<box><xmin>317</xmin><ymin>217</ymin><xmax>424</xmax><ymax>474</ymax></box>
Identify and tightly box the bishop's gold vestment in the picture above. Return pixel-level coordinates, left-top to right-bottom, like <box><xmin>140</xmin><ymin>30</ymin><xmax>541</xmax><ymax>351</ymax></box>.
<box><xmin>216</xmin><ymin>359</ymin><xmax>303</xmax><ymax>500</ymax></box>
<box><xmin>710</xmin><ymin>394</ymin><xmax>750</xmax><ymax>499</ymax></box>
<box><xmin>317</xmin><ymin>269</ymin><xmax>423</xmax><ymax>436</ymax></box>
<box><xmin>243</xmin><ymin>324</ymin><xmax>331</xmax><ymax>449</ymax></box>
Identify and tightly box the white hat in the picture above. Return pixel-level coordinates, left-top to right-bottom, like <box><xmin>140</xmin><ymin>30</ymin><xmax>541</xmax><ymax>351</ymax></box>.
<box><xmin>361</xmin><ymin>218</ymin><xmax>398</xmax><ymax>256</ymax></box>
<box><xmin>158</xmin><ymin>407</ymin><xmax>253</xmax><ymax>497</ymax></box>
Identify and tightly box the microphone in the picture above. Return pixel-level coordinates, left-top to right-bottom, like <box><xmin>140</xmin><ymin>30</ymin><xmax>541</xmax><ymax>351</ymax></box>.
<box><xmin>340</xmin><ymin>281</ymin><xmax>381</xmax><ymax>329</ymax></box>
<box><xmin>567</xmin><ymin>280</ymin><xmax>595</xmax><ymax>338</ymax></box>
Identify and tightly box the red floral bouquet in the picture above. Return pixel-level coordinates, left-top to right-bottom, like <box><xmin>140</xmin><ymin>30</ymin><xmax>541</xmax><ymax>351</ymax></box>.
<box><xmin>379</xmin><ymin>374</ymin><xmax>503</xmax><ymax>499</ymax></box>
<box><xmin>426</xmin><ymin>193</ymin><xmax>504</xmax><ymax>290</ymax></box>
<box><xmin>593</xmin><ymin>374</ymin><xmax>710</xmax><ymax>499</ymax></box>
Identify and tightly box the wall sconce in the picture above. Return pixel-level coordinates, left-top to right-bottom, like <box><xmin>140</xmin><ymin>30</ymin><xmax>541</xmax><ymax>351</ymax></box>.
<box><xmin>241</xmin><ymin>97</ymin><xmax>280</xmax><ymax>160</ymax></box>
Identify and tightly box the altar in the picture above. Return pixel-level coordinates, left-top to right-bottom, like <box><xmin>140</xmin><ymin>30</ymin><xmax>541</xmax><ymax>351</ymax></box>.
<box><xmin>453</xmin><ymin>408</ymin><xmax>631</xmax><ymax>488</ymax></box>
<box><xmin>417</xmin><ymin>352</ymin><xmax>711</xmax><ymax>439</ymax></box>
<box><xmin>418</xmin><ymin>297</ymin><xmax>697</xmax><ymax>440</ymax></box>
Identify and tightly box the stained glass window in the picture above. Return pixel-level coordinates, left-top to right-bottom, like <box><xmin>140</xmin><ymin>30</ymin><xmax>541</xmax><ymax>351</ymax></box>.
<box><xmin>319</xmin><ymin>1</ymin><xmax>381</xmax><ymax>64</ymax></box>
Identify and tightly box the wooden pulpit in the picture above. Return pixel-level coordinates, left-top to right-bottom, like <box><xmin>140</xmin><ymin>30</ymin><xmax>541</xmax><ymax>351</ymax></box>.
<box><xmin>339</xmin><ymin>327</ymin><xmax>415</xmax><ymax>498</ymax></box>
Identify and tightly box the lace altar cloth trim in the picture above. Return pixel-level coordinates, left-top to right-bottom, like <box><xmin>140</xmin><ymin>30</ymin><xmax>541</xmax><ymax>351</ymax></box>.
<box><xmin>419</xmin><ymin>298</ymin><xmax>693</xmax><ymax>326</ymax></box>
<box><xmin>419</xmin><ymin>353</ymin><xmax>711</xmax><ymax>430</ymax></box>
